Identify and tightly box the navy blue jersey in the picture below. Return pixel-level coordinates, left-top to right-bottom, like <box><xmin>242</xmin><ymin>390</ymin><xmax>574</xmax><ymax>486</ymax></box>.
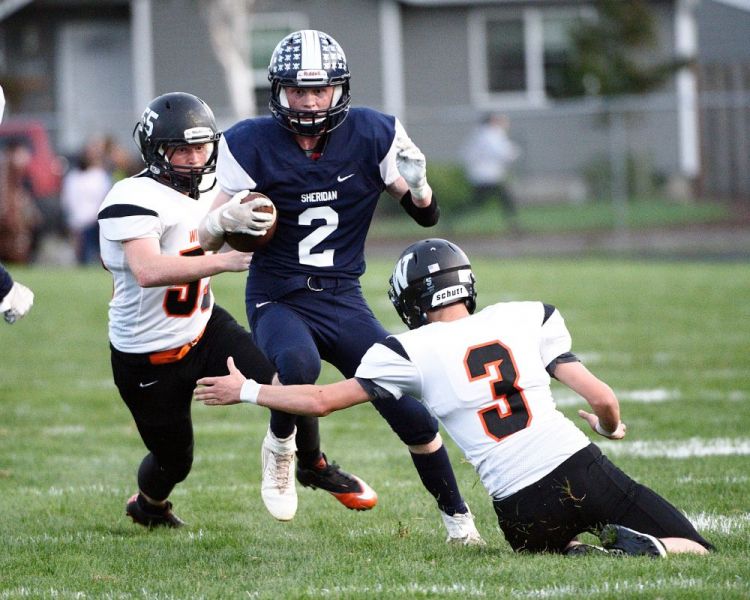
<box><xmin>217</xmin><ymin>108</ymin><xmax>402</xmax><ymax>279</ymax></box>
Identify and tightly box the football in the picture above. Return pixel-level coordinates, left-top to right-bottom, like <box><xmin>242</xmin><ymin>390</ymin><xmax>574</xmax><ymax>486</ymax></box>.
<box><xmin>224</xmin><ymin>191</ymin><xmax>278</xmax><ymax>253</ymax></box>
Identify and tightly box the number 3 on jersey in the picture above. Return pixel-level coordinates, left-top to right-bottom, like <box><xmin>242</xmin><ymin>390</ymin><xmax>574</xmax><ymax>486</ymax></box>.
<box><xmin>464</xmin><ymin>341</ymin><xmax>531</xmax><ymax>441</ymax></box>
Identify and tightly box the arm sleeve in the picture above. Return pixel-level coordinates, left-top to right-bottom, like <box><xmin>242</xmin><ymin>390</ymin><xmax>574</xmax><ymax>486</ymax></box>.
<box><xmin>399</xmin><ymin>191</ymin><xmax>440</xmax><ymax>227</ymax></box>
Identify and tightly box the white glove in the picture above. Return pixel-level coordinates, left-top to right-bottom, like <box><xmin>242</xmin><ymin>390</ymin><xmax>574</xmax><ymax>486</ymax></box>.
<box><xmin>0</xmin><ymin>281</ymin><xmax>34</xmax><ymax>324</ymax></box>
<box><xmin>395</xmin><ymin>136</ymin><xmax>430</xmax><ymax>199</ymax></box>
<box><xmin>204</xmin><ymin>195</ymin><xmax>276</xmax><ymax>238</ymax></box>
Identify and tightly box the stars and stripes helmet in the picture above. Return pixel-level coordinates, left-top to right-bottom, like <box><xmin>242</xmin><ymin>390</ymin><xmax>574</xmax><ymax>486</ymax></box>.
<box><xmin>268</xmin><ymin>30</ymin><xmax>351</xmax><ymax>136</ymax></box>
<box><xmin>133</xmin><ymin>92</ymin><xmax>221</xmax><ymax>199</ymax></box>
<box><xmin>389</xmin><ymin>239</ymin><xmax>477</xmax><ymax>329</ymax></box>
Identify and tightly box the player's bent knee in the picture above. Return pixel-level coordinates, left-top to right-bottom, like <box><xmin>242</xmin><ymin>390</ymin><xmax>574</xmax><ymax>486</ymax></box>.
<box><xmin>276</xmin><ymin>349</ymin><xmax>321</xmax><ymax>384</ymax></box>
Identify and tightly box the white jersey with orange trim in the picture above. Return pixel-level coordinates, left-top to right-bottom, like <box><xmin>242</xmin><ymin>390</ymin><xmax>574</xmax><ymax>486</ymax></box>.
<box><xmin>355</xmin><ymin>301</ymin><xmax>590</xmax><ymax>500</ymax></box>
<box><xmin>98</xmin><ymin>174</ymin><xmax>214</xmax><ymax>353</ymax></box>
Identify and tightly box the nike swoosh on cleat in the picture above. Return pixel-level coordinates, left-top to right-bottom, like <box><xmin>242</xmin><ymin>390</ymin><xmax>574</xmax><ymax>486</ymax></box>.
<box><xmin>139</xmin><ymin>380</ymin><xmax>159</xmax><ymax>388</ymax></box>
<box><xmin>337</xmin><ymin>174</ymin><xmax>355</xmax><ymax>182</ymax></box>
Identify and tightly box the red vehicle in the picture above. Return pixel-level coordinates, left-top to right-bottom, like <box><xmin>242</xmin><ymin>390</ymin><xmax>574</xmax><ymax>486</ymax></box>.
<box><xmin>0</xmin><ymin>119</ymin><xmax>64</xmax><ymax>198</ymax></box>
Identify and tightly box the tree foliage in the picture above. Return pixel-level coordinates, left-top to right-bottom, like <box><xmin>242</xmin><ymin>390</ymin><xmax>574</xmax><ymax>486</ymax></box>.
<box><xmin>560</xmin><ymin>0</ymin><xmax>688</xmax><ymax>97</ymax></box>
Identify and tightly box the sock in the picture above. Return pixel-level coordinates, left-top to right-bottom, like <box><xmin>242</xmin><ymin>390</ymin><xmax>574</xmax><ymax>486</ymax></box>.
<box><xmin>269</xmin><ymin>410</ymin><xmax>297</xmax><ymax>439</ymax></box>
<box><xmin>297</xmin><ymin>449</ymin><xmax>324</xmax><ymax>469</ymax></box>
<box><xmin>410</xmin><ymin>446</ymin><xmax>467</xmax><ymax>516</ymax></box>
<box><xmin>294</xmin><ymin>416</ymin><xmax>322</xmax><ymax>468</ymax></box>
<box><xmin>137</xmin><ymin>493</ymin><xmax>167</xmax><ymax>515</ymax></box>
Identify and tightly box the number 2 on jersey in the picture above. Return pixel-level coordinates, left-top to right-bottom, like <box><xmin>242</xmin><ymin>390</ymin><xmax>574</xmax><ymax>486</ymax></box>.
<box><xmin>298</xmin><ymin>206</ymin><xmax>338</xmax><ymax>267</ymax></box>
<box><xmin>464</xmin><ymin>341</ymin><xmax>531</xmax><ymax>441</ymax></box>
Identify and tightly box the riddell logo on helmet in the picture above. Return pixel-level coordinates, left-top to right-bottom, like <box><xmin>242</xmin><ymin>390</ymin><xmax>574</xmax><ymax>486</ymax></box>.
<box><xmin>298</xmin><ymin>70</ymin><xmax>328</xmax><ymax>82</ymax></box>
<box><xmin>432</xmin><ymin>285</ymin><xmax>468</xmax><ymax>306</ymax></box>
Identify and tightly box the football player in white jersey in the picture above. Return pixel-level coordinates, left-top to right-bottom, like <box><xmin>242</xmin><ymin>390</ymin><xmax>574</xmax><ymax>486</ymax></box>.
<box><xmin>99</xmin><ymin>92</ymin><xmax>278</xmax><ymax>528</ymax></box>
<box><xmin>196</xmin><ymin>238</ymin><xmax>713</xmax><ymax>556</ymax></box>
<box><xmin>0</xmin><ymin>83</ymin><xmax>35</xmax><ymax>324</ymax></box>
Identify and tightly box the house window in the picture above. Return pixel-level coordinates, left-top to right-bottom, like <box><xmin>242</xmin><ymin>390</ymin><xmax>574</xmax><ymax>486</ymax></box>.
<box><xmin>472</xmin><ymin>7</ymin><xmax>591</xmax><ymax>106</ymax></box>
<box><xmin>485</xmin><ymin>18</ymin><xmax>526</xmax><ymax>93</ymax></box>
<box><xmin>250</xmin><ymin>14</ymin><xmax>308</xmax><ymax>114</ymax></box>
<box><xmin>542</xmin><ymin>12</ymin><xmax>586</xmax><ymax>99</ymax></box>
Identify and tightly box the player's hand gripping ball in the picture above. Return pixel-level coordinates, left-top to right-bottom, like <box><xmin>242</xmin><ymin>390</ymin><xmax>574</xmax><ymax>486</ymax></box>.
<box><xmin>224</xmin><ymin>192</ymin><xmax>278</xmax><ymax>252</ymax></box>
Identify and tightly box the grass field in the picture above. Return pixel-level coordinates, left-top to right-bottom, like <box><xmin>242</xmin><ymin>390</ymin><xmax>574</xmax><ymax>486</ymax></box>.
<box><xmin>1</xmin><ymin>255</ymin><xmax>749</xmax><ymax>599</ymax></box>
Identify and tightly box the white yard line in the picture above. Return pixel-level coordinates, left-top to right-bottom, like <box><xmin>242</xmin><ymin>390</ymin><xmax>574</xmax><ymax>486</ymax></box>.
<box><xmin>598</xmin><ymin>437</ymin><xmax>750</xmax><ymax>458</ymax></box>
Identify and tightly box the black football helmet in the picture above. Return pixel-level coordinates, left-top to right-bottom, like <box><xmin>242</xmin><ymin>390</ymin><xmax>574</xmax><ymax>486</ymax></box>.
<box><xmin>133</xmin><ymin>92</ymin><xmax>221</xmax><ymax>199</ymax></box>
<box><xmin>389</xmin><ymin>239</ymin><xmax>477</xmax><ymax>329</ymax></box>
<box><xmin>268</xmin><ymin>30</ymin><xmax>351</xmax><ymax>136</ymax></box>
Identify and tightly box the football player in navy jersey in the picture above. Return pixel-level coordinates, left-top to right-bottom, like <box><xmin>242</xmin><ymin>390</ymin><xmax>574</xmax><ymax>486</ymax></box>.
<box><xmin>196</xmin><ymin>238</ymin><xmax>713</xmax><ymax>557</ymax></box>
<box><xmin>99</xmin><ymin>92</ymin><xmax>278</xmax><ymax>528</ymax></box>
<box><xmin>198</xmin><ymin>30</ymin><xmax>482</xmax><ymax>543</ymax></box>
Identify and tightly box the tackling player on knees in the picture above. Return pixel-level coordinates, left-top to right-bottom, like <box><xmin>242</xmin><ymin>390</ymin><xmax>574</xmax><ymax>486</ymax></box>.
<box><xmin>196</xmin><ymin>238</ymin><xmax>712</xmax><ymax>556</ymax></box>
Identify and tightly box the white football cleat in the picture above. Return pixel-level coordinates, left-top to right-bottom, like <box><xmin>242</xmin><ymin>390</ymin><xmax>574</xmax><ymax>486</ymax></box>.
<box><xmin>440</xmin><ymin>504</ymin><xmax>485</xmax><ymax>545</ymax></box>
<box><xmin>261</xmin><ymin>428</ymin><xmax>297</xmax><ymax>521</ymax></box>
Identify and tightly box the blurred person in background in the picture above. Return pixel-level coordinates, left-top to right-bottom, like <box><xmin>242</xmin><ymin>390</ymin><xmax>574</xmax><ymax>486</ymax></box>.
<box><xmin>104</xmin><ymin>134</ymin><xmax>139</xmax><ymax>183</ymax></box>
<box><xmin>460</xmin><ymin>113</ymin><xmax>521</xmax><ymax>233</ymax></box>
<box><xmin>61</xmin><ymin>136</ymin><xmax>112</xmax><ymax>265</ymax></box>
<box><xmin>0</xmin><ymin>137</ymin><xmax>42</xmax><ymax>264</ymax></box>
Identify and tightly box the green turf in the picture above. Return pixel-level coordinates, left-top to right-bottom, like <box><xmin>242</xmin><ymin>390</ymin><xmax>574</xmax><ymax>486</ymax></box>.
<box><xmin>370</xmin><ymin>197</ymin><xmax>732</xmax><ymax>237</ymax></box>
<box><xmin>1</xmin><ymin>257</ymin><xmax>748</xmax><ymax>599</ymax></box>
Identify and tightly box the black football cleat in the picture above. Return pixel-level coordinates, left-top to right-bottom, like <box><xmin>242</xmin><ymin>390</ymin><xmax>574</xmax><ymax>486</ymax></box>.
<box><xmin>600</xmin><ymin>524</ymin><xmax>667</xmax><ymax>557</ymax></box>
<box><xmin>296</xmin><ymin>454</ymin><xmax>377</xmax><ymax>511</ymax></box>
<box><xmin>564</xmin><ymin>543</ymin><xmax>610</xmax><ymax>556</ymax></box>
<box><xmin>126</xmin><ymin>493</ymin><xmax>185</xmax><ymax>528</ymax></box>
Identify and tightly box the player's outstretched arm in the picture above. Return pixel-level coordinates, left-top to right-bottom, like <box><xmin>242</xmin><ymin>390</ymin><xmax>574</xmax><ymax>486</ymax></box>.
<box><xmin>195</xmin><ymin>357</ymin><xmax>370</xmax><ymax>416</ymax></box>
<box><xmin>554</xmin><ymin>361</ymin><xmax>626</xmax><ymax>439</ymax></box>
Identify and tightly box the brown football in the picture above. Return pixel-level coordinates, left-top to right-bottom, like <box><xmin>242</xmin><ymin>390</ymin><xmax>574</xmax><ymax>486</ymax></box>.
<box><xmin>224</xmin><ymin>191</ymin><xmax>278</xmax><ymax>253</ymax></box>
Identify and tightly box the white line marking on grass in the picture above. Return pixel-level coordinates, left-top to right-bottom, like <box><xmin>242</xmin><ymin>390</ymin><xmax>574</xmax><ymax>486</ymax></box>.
<box><xmin>306</xmin><ymin>582</ymin><xmax>489</xmax><ymax>597</ymax></box>
<box><xmin>509</xmin><ymin>577</ymin><xmax>747</xmax><ymax>598</ymax></box>
<box><xmin>301</xmin><ymin>577</ymin><xmax>749</xmax><ymax>599</ymax></box>
<box><xmin>554</xmin><ymin>388</ymin><xmax>745</xmax><ymax>408</ymax></box>
<box><xmin>554</xmin><ymin>388</ymin><xmax>680</xmax><ymax>407</ymax></box>
<box><xmin>598</xmin><ymin>437</ymin><xmax>750</xmax><ymax>458</ymax></box>
<box><xmin>618</xmin><ymin>389</ymin><xmax>680</xmax><ymax>402</ymax></box>
<box><xmin>687</xmin><ymin>512</ymin><xmax>750</xmax><ymax>534</ymax></box>
<box><xmin>678</xmin><ymin>474</ymin><xmax>748</xmax><ymax>484</ymax></box>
